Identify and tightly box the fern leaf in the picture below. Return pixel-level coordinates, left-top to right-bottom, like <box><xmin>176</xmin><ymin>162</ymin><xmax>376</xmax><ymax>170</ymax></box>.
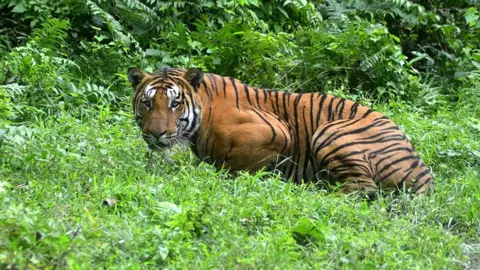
<box><xmin>360</xmin><ymin>45</ymin><xmax>391</xmax><ymax>71</ymax></box>
<box><xmin>86</xmin><ymin>0</ymin><xmax>138</xmax><ymax>46</ymax></box>
<box><xmin>32</xmin><ymin>19</ymin><xmax>70</xmax><ymax>51</ymax></box>
<box><xmin>1</xmin><ymin>83</ymin><xmax>28</xmax><ymax>99</ymax></box>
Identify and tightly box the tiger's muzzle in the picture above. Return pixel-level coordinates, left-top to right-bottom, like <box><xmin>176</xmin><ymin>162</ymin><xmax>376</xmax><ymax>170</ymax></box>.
<box><xmin>142</xmin><ymin>132</ymin><xmax>177</xmax><ymax>151</ymax></box>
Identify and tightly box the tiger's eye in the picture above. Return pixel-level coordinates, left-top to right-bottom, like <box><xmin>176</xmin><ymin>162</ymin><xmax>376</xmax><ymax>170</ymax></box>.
<box><xmin>143</xmin><ymin>100</ymin><xmax>152</xmax><ymax>107</ymax></box>
<box><xmin>171</xmin><ymin>101</ymin><xmax>180</xmax><ymax>108</ymax></box>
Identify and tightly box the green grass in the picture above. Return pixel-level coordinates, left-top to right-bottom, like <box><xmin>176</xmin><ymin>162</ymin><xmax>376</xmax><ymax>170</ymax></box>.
<box><xmin>1</xmin><ymin>99</ymin><xmax>479</xmax><ymax>269</ymax></box>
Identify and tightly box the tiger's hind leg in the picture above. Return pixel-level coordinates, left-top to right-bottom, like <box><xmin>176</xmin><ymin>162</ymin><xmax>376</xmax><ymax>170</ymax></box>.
<box><xmin>311</xmin><ymin>115</ymin><xmax>434</xmax><ymax>196</ymax></box>
<box><xmin>311</xmin><ymin>118</ymin><xmax>379</xmax><ymax>196</ymax></box>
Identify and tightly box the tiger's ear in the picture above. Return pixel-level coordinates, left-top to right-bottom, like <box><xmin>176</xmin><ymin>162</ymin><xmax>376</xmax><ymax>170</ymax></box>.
<box><xmin>184</xmin><ymin>68</ymin><xmax>204</xmax><ymax>91</ymax></box>
<box><xmin>128</xmin><ymin>67</ymin><xmax>148</xmax><ymax>88</ymax></box>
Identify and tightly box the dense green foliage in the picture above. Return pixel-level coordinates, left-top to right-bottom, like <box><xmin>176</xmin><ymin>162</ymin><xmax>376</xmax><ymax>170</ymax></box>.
<box><xmin>1</xmin><ymin>0</ymin><xmax>479</xmax><ymax>268</ymax></box>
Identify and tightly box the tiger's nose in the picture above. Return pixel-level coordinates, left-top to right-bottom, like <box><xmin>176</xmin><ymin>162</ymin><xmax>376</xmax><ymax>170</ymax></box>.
<box><xmin>150</xmin><ymin>131</ymin><xmax>167</xmax><ymax>139</ymax></box>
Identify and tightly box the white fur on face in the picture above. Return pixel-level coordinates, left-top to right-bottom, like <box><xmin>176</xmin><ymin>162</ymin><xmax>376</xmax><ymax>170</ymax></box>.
<box><xmin>177</xmin><ymin>90</ymin><xmax>201</xmax><ymax>137</ymax></box>
<box><xmin>144</xmin><ymin>84</ymin><xmax>156</xmax><ymax>100</ymax></box>
<box><xmin>166</xmin><ymin>85</ymin><xmax>180</xmax><ymax>110</ymax></box>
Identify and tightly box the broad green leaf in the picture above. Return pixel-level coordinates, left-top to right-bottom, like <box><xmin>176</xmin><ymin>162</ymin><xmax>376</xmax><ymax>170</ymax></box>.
<box><xmin>145</xmin><ymin>48</ymin><xmax>163</xmax><ymax>57</ymax></box>
<box><xmin>465</xmin><ymin>7</ymin><xmax>479</xmax><ymax>27</ymax></box>
<box><xmin>12</xmin><ymin>4</ymin><xmax>25</xmax><ymax>13</ymax></box>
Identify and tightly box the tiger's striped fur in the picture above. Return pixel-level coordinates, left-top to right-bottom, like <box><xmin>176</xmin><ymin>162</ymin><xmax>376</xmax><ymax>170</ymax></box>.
<box><xmin>128</xmin><ymin>67</ymin><xmax>433</xmax><ymax>195</ymax></box>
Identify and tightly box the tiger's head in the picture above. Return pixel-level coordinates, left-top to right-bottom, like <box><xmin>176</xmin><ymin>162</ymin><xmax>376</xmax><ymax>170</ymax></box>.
<box><xmin>128</xmin><ymin>67</ymin><xmax>204</xmax><ymax>151</ymax></box>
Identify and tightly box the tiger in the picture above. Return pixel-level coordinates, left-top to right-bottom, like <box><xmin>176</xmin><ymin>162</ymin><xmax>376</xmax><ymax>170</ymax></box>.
<box><xmin>127</xmin><ymin>67</ymin><xmax>433</xmax><ymax>196</ymax></box>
